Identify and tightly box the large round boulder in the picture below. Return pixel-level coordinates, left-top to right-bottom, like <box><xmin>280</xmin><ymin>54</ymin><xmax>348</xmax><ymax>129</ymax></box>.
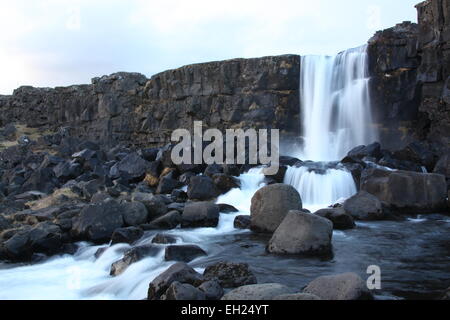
<box><xmin>267</xmin><ymin>210</ymin><xmax>333</xmax><ymax>256</ymax></box>
<box><xmin>121</xmin><ymin>201</ymin><xmax>149</xmax><ymax>226</ymax></box>
<box><xmin>250</xmin><ymin>184</ymin><xmax>302</xmax><ymax>233</ymax></box>
<box><xmin>187</xmin><ymin>176</ymin><xmax>221</xmax><ymax>200</ymax></box>
<box><xmin>303</xmin><ymin>273</ymin><xmax>373</xmax><ymax>300</ymax></box>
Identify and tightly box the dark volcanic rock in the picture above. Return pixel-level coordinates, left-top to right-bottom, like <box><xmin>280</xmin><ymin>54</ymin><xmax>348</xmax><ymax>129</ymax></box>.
<box><xmin>198</xmin><ymin>280</ymin><xmax>224</xmax><ymax>300</ymax></box>
<box><xmin>121</xmin><ymin>201</ymin><xmax>149</xmax><ymax>226</ymax></box>
<box><xmin>147</xmin><ymin>262</ymin><xmax>204</xmax><ymax>300</ymax></box>
<box><xmin>151</xmin><ymin>233</ymin><xmax>177</xmax><ymax>244</ymax></box>
<box><xmin>347</xmin><ymin>143</ymin><xmax>382</xmax><ymax>160</ymax></box>
<box><xmin>145</xmin><ymin>211</ymin><xmax>182</xmax><ymax>230</ymax></box>
<box><xmin>181</xmin><ymin>202</ymin><xmax>220</xmax><ymax>228</ymax></box>
<box><xmin>222</xmin><ymin>283</ymin><xmax>293</xmax><ymax>300</ymax></box>
<box><xmin>203</xmin><ymin>262</ymin><xmax>257</xmax><ymax>288</ymax></box>
<box><xmin>315</xmin><ymin>208</ymin><xmax>356</xmax><ymax>230</ymax></box>
<box><xmin>361</xmin><ymin>168</ymin><xmax>447</xmax><ymax>213</ymax></box>
<box><xmin>187</xmin><ymin>176</ymin><xmax>221</xmax><ymax>201</ymax></box>
<box><xmin>212</xmin><ymin>174</ymin><xmax>240</xmax><ymax>194</ymax></box>
<box><xmin>250</xmin><ymin>184</ymin><xmax>302</xmax><ymax>233</ymax></box>
<box><xmin>72</xmin><ymin>200</ymin><xmax>124</xmax><ymax>243</ymax></box>
<box><xmin>218</xmin><ymin>203</ymin><xmax>239</xmax><ymax>213</ymax></box>
<box><xmin>234</xmin><ymin>215</ymin><xmax>251</xmax><ymax>229</ymax></box>
<box><xmin>131</xmin><ymin>193</ymin><xmax>168</xmax><ymax>219</ymax></box>
<box><xmin>161</xmin><ymin>282</ymin><xmax>206</xmax><ymax>301</ymax></box>
<box><xmin>110</xmin><ymin>227</ymin><xmax>143</xmax><ymax>244</ymax></box>
<box><xmin>164</xmin><ymin>245</ymin><xmax>207</xmax><ymax>262</ymax></box>
<box><xmin>110</xmin><ymin>245</ymin><xmax>161</xmax><ymax>276</ymax></box>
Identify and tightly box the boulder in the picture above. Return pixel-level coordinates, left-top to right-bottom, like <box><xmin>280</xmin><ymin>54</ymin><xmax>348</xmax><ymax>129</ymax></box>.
<box><xmin>250</xmin><ymin>184</ymin><xmax>302</xmax><ymax>233</ymax></box>
<box><xmin>198</xmin><ymin>280</ymin><xmax>224</xmax><ymax>300</ymax></box>
<box><xmin>273</xmin><ymin>293</ymin><xmax>321</xmax><ymax>300</ymax></box>
<box><xmin>161</xmin><ymin>282</ymin><xmax>206</xmax><ymax>301</ymax></box>
<box><xmin>343</xmin><ymin>191</ymin><xmax>384</xmax><ymax>221</ymax></box>
<box><xmin>204</xmin><ymin>164</ymin><xmax>223</xmax><ymax>178</ymax></box>
<box><xmin>146</xmin><ymin>211</ymin><xmax>182</xmax><ymax>230</ymax></box>
<box><xmin>131</xmin><ymin>193</ymin><xmax>168</xmax><ymax>219</ymax></box>
<box><xmin>234</xmin><ymin>215</ymin><xmax>251</xmax><ymax>229</ymax></box>
<box><xmin>72</xmin><ymin>200</ymin><xmax>124</xmax><ymax>243</ymax></box>
<box><xmin>347</xmin><ymin>143</ymin><xmax>382</xmax><ymax>160</ymax></box>
<box><xmin>181</xmin><ymin>202</ymin><xmax>220</xmax><ymax>228</ymax></box>
<box><xmin>110</xmin><ymin>227</ymin><xmax>143</xmax><ymax>244</ymax></box>
<box><xmin>203</xmin><ymin>262</ymin><xmax>257</xmax><ymax>288</ymax></box>
<box><xmin>315</xmin><ymin>208</ymin><xmax>355</xmax><ymax>230</ymax></box>
<box><xmin>156</xmin><ymin>176</ymin><xmax>182</xmax><ymax>195</ymax></box>
<box><xmin>222</xmin><ymin>283</ymin><xmax>294</xmax><ymax>300</ymax></box>
<box><xmin>148</xmin><ymin>262</ymin><xmax>204</xmax><ymax>300</ymax></box>
<box><xmin>433</xmin><ymin>153</ymin><xmax>450</xmax><ymax>178</ymax></box>
<box><xmin>303</xmin><ymin>273</ymin><xmax>373</xmax><ymax>300</ymax></box>
<box><xmin>218</xmin><ymin>204</ymin><xmax>239</xmax><ymax>213</ymax></box>
<box><xmin>212</xmin><ymin>174</ymin><xmax>240</xmax><ymax>193</ymax></box>
<box><xmin>164</xmin><ymin>245</ymin><xmax>207</xmax><ymax>262</ymax></box>
<box><xmin>267</xmin><ymin>210</ymin><xmax>333</xmax><ymax>256</ymax></box>
<box><xmin>0</xmin><ymin>215</ymin><xmax>12</xmax><ymax>232</ymax></box>
<box><xmin>109</xmin><ymin>152</ymin><xmax>150</xmax><ymax>181</ymax></box>
<box><xmin>121</xmin><ymin>201</ymin><xmax>149</xmax><ymax>226</ymax></box>
<box><xmin>151</xmin><ymin>233</ymin><xmax>177</xmax><ymax>244</ymax></box>
<box><xmin>187</xmin><ymin>176</ymin><xmax>221</xmax><ymax>200</ymax></box>
<box><xmin>361</xmin><ymin>168</ymin><xmax>447</xmax><ymax>213</ymax></box>
<box><xmin>110</xmin><ymin>245</ymin><xmax>161</xmax><ymax>276</ymax></box>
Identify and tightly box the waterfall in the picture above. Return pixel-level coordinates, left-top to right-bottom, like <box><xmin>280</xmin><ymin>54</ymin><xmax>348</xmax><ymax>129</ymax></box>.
<box><xmin>285</xmin><ymin>46</ymin><xmax>376</xmax><ymax>209</ymax></box>
<box><xmin>299</xmin><ymin>45</ymin><xmax>376</xmax><ymax>162</ymax></box>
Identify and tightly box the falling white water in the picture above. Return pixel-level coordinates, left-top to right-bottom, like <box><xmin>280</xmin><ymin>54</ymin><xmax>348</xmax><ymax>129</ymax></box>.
<box><xmin>284</xmin><ymin>46</ymin><xmax>376</xmax><ymax>209</ymax></box>
<box><xmin>0</xmin><ymin>169</ymin><xmax>266</xmax><ymax>300</ymax></box>
<box><xmin>284</xmin><ymin>166</ymin><xmax>357</xmax><ymax>212</ymax></box>
<box><xmin>299</xmin><ymin>45</ymin><xmax>377</xmax><ymax>162</ymax></box>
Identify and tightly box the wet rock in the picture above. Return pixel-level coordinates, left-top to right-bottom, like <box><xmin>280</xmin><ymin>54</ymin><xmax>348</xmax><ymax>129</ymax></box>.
<box><xmin>212</xmin><ymin>174</ymin><xmax>240</xmax><ymax>193</ymax></box>
<box><xmin>181</xmin><ymin>202</ymin><xmax>220</xmax><ymax>228</ymax></box>
<box><xmin>198</xmin><ymin>280</ymin><xmax>224</xmax><ymax>300</ymax></box>
<box><xmin>164</xmin><ymin>245</ymin><xmax>207</xmax><ymax>262</ymax></box>
<box><xmin>203</xmin><ymin>262</ymin><xmax>257</xmax><ymax>288</ymax></box>
<box><xmin>146</xmin><ymin>211</ymin><xmax>182</xmax><ymax>230</ymax></box>
<box><xmin>72</xmin><ymin>200</ymin><xmax>124</xmax><ymax>243</ymax></box>
<box><xmin>267</xmin><ymin>210</ymin><xmax>333</xmax><ymax>256</ymax></box>
<box><xmin>250</xmin><ymin>184</ymin><xmax>302</xmax><ymax>233</ymax></box>
<box><xmin>218</xmin><ymin>203</ymin><xmax>239</xmax><ymax>213</ymax></box>
<box><xmin>151</xmin><ymin>233</ymin><xmax>177</xmax><ymax>244</ymax></box>
<box><xmin>147</xmin><ymin>262</ymin><xmax>204</xmax><ymax>300</ymax></box>
<box><xmin>222</xmin><ymin>164</ymin><xmax>241</xmax><ymax>177</ymax></box>
<box><xmin>361</xmin><ymin>168</ymin><xmax>447</xmax><ymax>213</ymax></box>
<box><xmin>156</xmin><ymin>176</ymin><xmax>182</xmax><ymax>195</ymax></box>
<box><xmin>263</xmin><ymin>165</ymin><xmax>288</xmax><ymax>184</ymax></box>
<box><xmin>110</xmin><ymin>245</ymin><xmax>161</xmax><ymax>276</ymax></box>
<box><xmin>392</xmin><ymin>142</ymin><xmax>437</xmax><ymax>171</ymax></box>
<box><xmin>131</xmin><ymin>192</ymin><xmax>168</xmax><ymax>219</ymax></box>
<box><xmin>111</xmin><ymin>227</ymin><xmax>143</xmax><ymax>244</ymax></box>
<box><xmin>343</xmin><ymin>191</ymin><xmax>384</xmax><ymax>221</ymax></box>
<box><xmin>94</xmin><ymin>246</ymin><xmax>109</xmax><ymax>259</ymax></box>
<box><xmin>204</xmin><ymin>164</ymin><xmax>223</xmax><ymax>178</ymax></box>
<box><xmin>222</xmin><ymin>283</ymin><xmax>294</xmax><ymax>300</ymax></box>
<box><xmin>187</xmin><ymin>176</ymin><xmax>221</xmax><ymax>201</ymax></box>
<box><xmin>234</xmin><ymin>215</ymin><xmax>251</xmax><ymax>229</ymax></box>
<box><xmin>273</xmin><ymin>293</ymin><xmax>321</xmax><ymax>300</ymax></box>
<box><xmin>303</xmin><ymin>273</ymin><xmax>373</xmax><ymax>300</ymax></box>
<box><xmin>347</xmin><ymin>143</ymin><xmax>382</xmax><ymax>160</ymax></box>
<box><xmin>161</xmin><ymin>282</ymin><xmax>206</xmax><ymax>301</ymax></box>
<box><xmin>315</xmin><ymin>208</ymin><xmax>355</xmax><ymax>230</ymax></box>
<box><xmin>121</xmin><ymin>201</ymin><xmax>149</xmax><ymax>226</ymax></box>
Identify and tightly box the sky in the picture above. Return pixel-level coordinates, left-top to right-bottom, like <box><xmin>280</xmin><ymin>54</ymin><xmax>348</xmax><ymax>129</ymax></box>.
<box><xmin>0</xmin><ymin>0</ymin><xmax>420</xmax><ymax>94</ymax></box>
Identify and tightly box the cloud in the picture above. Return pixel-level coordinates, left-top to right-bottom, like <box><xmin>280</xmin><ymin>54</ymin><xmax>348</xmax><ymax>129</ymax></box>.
<box><xmin>0</xmin><ymin>0</ymin><xmax>420</xmax><ymax>94</ymax></box>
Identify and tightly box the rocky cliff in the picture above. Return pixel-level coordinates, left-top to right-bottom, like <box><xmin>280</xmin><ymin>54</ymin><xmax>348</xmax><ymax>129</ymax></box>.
<box><xmin>0</xmin><ymin>56</ymin><xmax>300</xmax><ymax>149</ymax></box>
<box><xmin>368</xmin><ymin>0</ymin><xmax>450</xmax><ymax>152</ymax></box>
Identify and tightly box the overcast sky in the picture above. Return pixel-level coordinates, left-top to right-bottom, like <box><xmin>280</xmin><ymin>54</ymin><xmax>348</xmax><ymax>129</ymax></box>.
<box><xmin>0</xmin><ymin>0</ymin><xmax>420</xmax><ymax>94</ymax></box>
